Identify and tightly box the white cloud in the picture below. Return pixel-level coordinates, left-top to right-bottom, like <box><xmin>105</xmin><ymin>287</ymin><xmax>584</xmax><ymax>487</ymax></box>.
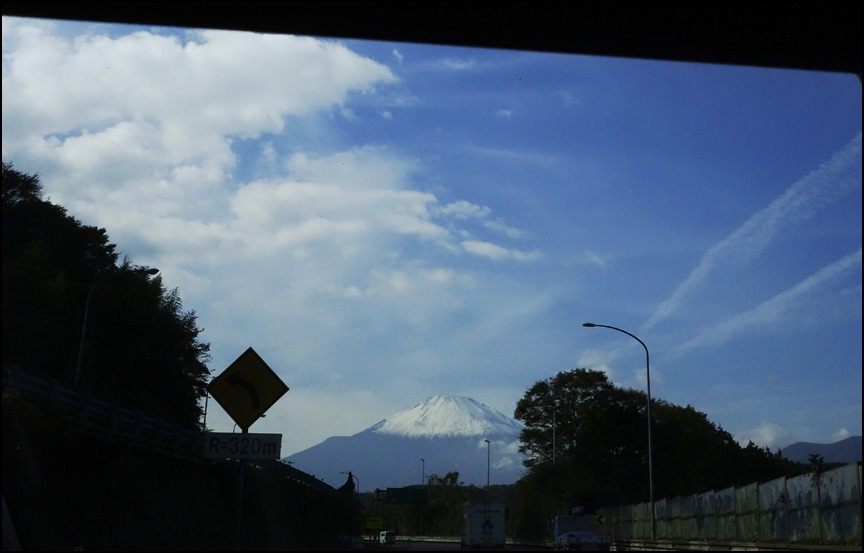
<box><xmin>575</xmin><ymin>349</ymin><xmax>618</xmax><ymax>381</ymax></box>
<box><xmin>671</xmin><ymin>248</ymin><xmax>862</xmax><ymax>356</ymax></box>
<box><xmin>832</xmin><ymin>428</ymin><xmax>851</xmax><ymax>442</ymax></box>
<box><xmin>735</xmin><ymin>422</ymin><xmax>794</xmax><ymax>450</ymax></box>
<box><xmin>439</xmin><ymin>200</ymin><xmax>492</xmax><ymax>220</ymax></box>
<box><xmin>2</xmin><ymin>19</ymin><xmax>398</xmax><ymax>215</ymax></box>
<box><xmin>579</xmin><ymin>250</ymin><xmax>611</xmax><ymax>269</ymax></box>
<box><xmin>434</xmin><ymin>58</ymin><xmax>475</xmax><ymax>71</ymax></box>
<box><xmin>461</xmin><ymin>240</ymin><xmax>540</xmax><ymax>262</ymax></box>
<box><xmin>643</xmin><ymin>132</ymin><xmax>862</xmax><ymax>330</ymax></box>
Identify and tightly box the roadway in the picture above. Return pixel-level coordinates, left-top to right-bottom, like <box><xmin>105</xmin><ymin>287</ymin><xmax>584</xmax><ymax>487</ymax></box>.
<box><xmin>358</xmin><ymin>537</ymin><xmax>552</xmax><ymax>551</ymax></box>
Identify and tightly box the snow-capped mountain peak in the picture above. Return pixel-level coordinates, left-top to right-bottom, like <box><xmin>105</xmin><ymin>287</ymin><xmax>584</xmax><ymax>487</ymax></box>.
<box><xmin>368</xmin><ymin>395</ymin><xmax>523</xmax><ymax>438</ymax></box>
<box><xmin>284</xmin><ymin>395</ymin><xmax>528</xmax><ymax>489</ymax></box>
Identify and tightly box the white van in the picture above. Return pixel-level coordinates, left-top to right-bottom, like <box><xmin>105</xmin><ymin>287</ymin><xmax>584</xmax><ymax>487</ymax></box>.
<box><xmin>379</xmin><ymin>530</ymin><xmax>396</xmax><ymax>545</ymax></box>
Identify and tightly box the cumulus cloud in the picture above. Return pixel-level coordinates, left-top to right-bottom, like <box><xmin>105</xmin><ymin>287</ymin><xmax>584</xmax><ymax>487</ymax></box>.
<box><xmin>575</xmin><ymin>349</ymin><xmax>618</xmax><ymax>381</ymax></box>
<box><xmin>2</xmin><ymin>20</ymin><xmax>540</xmax><ymax>272</ymax></box>
<box><xmin>2</xmin><ymin>19</ymin><xmax>397</xmax><ymax>213</ymax></box>
<box><xmin>735</xmin><ymin>422</ymin><xmax>794</xmax><ymax>450</ymax></box>
<box><xmin>2</xmin><ymin>20</ymin><xmax>550</xmax><ymax>399</ymax></box>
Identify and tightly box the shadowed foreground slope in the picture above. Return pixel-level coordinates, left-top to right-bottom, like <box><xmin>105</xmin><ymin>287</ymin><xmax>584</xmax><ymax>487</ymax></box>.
<box><xmin>2</xmin><ymin>391</ymin><xmax>359</xmax><ymax>551</ymax></box>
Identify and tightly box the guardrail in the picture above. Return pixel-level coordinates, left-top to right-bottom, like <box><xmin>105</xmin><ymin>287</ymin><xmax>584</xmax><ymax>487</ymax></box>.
<box><xmin>3</xmin><ymin>364</ymin><xmax>204</xmax><ymax>456</ymax></box>
<box><xmin>2</xmin><ymin>364</ymin><xmax>338</xmax><ymax>496</ymax></box>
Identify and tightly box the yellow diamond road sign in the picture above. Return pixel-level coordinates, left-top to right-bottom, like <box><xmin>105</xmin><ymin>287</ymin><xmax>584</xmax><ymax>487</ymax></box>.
<box><xmin>208</xmin><ymin>347</ymin><xmax>289</xmax><ymax>431</ymax></box>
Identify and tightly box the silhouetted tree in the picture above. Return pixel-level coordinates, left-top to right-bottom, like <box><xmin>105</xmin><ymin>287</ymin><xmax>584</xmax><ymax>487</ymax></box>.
<box><xmin>2</xmin><ymin>163</ymin><xmax>210</xmax><ymax>427</ymax></box>
<box><xmin>510</xmin><ymin>368</ymin><xmax>807</xmax><ymax>536</ymax></box>
<box><xmin>808</xmin><ymin>453</ymin><xmax>827</xmax><ymax>490</ymax></box>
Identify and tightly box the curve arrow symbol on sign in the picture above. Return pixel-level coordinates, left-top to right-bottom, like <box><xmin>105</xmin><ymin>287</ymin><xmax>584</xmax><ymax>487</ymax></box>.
<box><xmin>226</xmin><ymin>373</ymin><xmax>260</xmax><ymax>410</ymax></box>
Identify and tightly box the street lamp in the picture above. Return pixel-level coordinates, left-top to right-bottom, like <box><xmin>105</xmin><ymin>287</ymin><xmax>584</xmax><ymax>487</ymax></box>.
<box><xmin>420</xmin><ymin>458</ymin><xmax>426</xmax><ymax>536</ymax></box>
<box><xmin>75</xmin><ymin>267</ymin><xmax>159</xmax><ymax>387</ymax></box>
<box><xmin>484</xmin><ymin>439</ymin><xmax>490</xmax><ymax>490</ymax></box>
<box><xmin>340</xmin><ymin>471</ymin><xmax>360</xmax><ymax>493</ymax></box>
<box><xmin>583</xmin><ymin>322</ymin><xmax>655</xmax><ymax>540</ymax></box>
<box><xmin>484</xmin><ymin>439</ymin><xmax>491</xmax><ymax>548</ymax></box>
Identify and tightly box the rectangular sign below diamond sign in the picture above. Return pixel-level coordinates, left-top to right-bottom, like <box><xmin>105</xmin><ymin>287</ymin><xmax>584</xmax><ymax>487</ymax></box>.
<box><xmin>204</xmin><ymin>432</ymin><xmax>282</xmax><ymax>460</ymax></box>
<box><xmin>207</xmin><ymin>347</ymin><xmax>289</xmax><ymax>431</ymax></box>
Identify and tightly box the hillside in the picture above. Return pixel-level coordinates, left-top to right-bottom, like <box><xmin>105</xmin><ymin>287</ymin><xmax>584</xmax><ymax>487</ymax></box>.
<box><xmin>780</xmin><ymin>436</ymin><xmax>862</xmax><ymax>464</ymax></box>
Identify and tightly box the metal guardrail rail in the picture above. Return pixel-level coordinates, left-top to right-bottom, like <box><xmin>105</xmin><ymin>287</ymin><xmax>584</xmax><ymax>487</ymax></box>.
<box><xmin>3</xmin><ymin>364</ymin><xmax>204</xmax><ymax>455</ymax></box>
<box><xmin>2</xmin><ymin>364</ymin><xmax>337</xmax><ymax>495</ymax></box>
<box><xmin>608</xmin><ymin>539</ymin><xmax>863</xmax><ymax>551</ymax></box>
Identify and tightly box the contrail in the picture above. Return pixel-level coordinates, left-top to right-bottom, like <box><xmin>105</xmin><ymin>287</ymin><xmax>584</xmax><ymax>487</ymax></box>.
<box><xmin>668</xmin><ymin>247</ymin><xmax>861</xmax><ymax>358</ymax></box>
<box><xmin>643</xmin><ymin>132</ymin><xmax>862</xmax><ymax>330</ymax></box>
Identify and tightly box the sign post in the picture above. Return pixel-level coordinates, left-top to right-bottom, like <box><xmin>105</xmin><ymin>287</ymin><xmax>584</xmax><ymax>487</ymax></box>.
<box><xmin>206</xmin><ymin>347</ymin><xmax>289</xmax><ymax>550</ymax></box>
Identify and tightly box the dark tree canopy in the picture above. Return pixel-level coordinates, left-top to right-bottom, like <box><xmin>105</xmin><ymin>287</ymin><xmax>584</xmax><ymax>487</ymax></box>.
<box><xmin>509</xmin><ymin>368</ymin><xmax>804</xmax><ymax>537</ymax></box>
<box><xmin>2</xmin><ymin>163</ymin><xmax>211</xmax><ymax>427</ymax></box>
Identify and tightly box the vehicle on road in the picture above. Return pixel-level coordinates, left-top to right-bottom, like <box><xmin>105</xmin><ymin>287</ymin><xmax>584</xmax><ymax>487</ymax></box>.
<box><xmin>461</xmin><ymin>501</ymin><xmax>506</xmax><ymax>550</ymax></box>
<box><xmin>380</xmin><ymin>530</ymin><xmax>396</xmax><ymax>545</ymax></box>
<box><xmin>554</xmin><ymin>530</ymin><xmax>610</xmax><ymax>551</ymax></box>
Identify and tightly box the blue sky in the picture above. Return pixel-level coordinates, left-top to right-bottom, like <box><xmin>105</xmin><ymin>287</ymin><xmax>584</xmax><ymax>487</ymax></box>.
<box><xmin>3</xmin><ymin>16</ymin><xmax>861</xmax><ymax>460</ymax></box>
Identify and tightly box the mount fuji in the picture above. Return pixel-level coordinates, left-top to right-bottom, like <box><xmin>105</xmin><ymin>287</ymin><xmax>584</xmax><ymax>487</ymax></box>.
<box><xmin>282</xmin><ymin>396</ymin><xmax>528</xmax><ymax>491</ymax></box>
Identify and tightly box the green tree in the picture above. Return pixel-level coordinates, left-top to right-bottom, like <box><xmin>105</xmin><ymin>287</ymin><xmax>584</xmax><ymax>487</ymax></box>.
<box><xmin>422</xmin><ymin>472</ymin><xmax>483</xmax><ymax>535</ymax></box>
<box><xmin>2</xmin><ymin>161</ymin><xmax>43</xmax><ymax>204</ymax></box>
<box><xmin>510</xmin><ymin>368</ymin><xmax>807</xmax><ymax>537</ymax></box>
<box><xmin>2</xmin><ymin>163</ymin><xmax>210</xmax><ymax>427</ymax></box>
<box><xmin>515</xmin><ymin>369</ymin><xmax>648</xmax><ymax>505</ymax></box>
<box><xmin>3</xmin><ymin>162</ymin><xmax>119</xmax><ymax>376</ymax></box>
<box><xmin>650</xmin><ymin>400</ymin><xmax>743</xmax><ymax>495</ymax></box>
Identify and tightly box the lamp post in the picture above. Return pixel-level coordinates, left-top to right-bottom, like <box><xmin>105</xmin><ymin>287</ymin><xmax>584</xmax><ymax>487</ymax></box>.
<box><xmin>583</xmin><ymin>322</ymin><xmax>655</xmax><ymax>540</ymax></box>
<box><xmin>484</xmin><ymin>439</ymin><xmax>490</xmax><ymax>490</ymax></box>
<box><xmin>75</xmin><ymin>267</ymin><xmax>159</xmax><ymax>387</ymax></box>
<box><xmin>420</xmin><ymin>458</ymin><xmax>426</xmax><ymax>535</ymax></box>
<box><xmin>484</xmin><ymin>439</ymin><xmax>491</xmax><ymax>547</ymax></box>
<box><xmin>340</xmin><ymin>471</ymin><xmax>359</xmax><ymax>494</ymax></box>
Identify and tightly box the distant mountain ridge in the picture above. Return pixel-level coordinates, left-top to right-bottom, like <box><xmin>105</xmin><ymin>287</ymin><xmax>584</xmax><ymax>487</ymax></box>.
<box><xmin>779</xmin><ymin>436</ymin><xmax>862</xmax><ymax>464</ymax></box>
<box><xmin>283</xmin><ymin>396</ymin><xmax>860</xmax><ymax>490</ymax></box>
<box><xmin>283</xmin><ymin>395</ymin><xmax>527</xmax><ymax>490</ymax></box>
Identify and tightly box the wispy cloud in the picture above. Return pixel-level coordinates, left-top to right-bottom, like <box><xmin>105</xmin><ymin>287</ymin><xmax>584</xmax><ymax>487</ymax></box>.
<box><xmin>670</xmin><ymin>248</ymin><xmax>862</xmax><ymax>357</ymax></box>
<box><xmin>433</xmin><ymin>58</ymin><xmax>476</xmax><ymax>71</ymax></box>
<box><xmin>579</xmin><ymin>250</ymin><xmax>611</xmax><ymax>269</ymax></box>
<box><xmin>461</xmin><ymin>240</ymin><xmax>541</xmax><ymax>262</ymax></box>
<box><xmin>643</xmin><ymin>132</ymin><xmax>862</xmax><ymax>330</ymax></box>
